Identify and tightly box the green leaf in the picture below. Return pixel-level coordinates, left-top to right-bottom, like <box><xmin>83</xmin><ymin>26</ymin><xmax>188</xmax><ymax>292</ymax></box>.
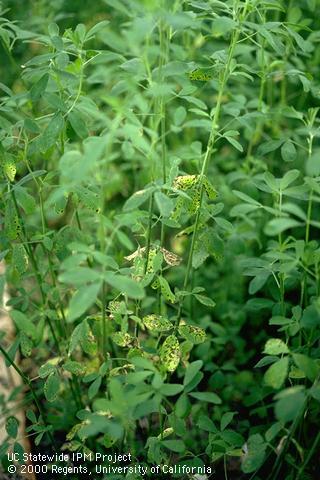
<box><xmin>40</xmin><ymin>113</ymin><xmax>64</xmax><ymax>152</ymax></box>
<box><xmin>275</xmin><ymin>387</ymin><xmax>306</xmax><ymax>423</ymax></box>
<box><xmin>247</xmin><ymin>298</ymin><xmax>274</xmax><ymax>311</ymax></box>
<box><xmin>301</xmin><ymin>305</ymin><xmax>320</xmax><ymax>329</ymax></box>
<box><xmin>63</xmin><ymin>360</ymin><xmax>85</xmax><ymax>376</ymax></box>
<box><xmin>88</xmin><ymin>376</ymin><xmax>102</xmax><ymax>399</ymax></box>
<box><xmin>242</xmin><ymin>434</ymin><xmax>266</xmax><ymax>474</ymax></box>
<box><xmin>104</xmin><ymin>273</ymin><xmax>144</xmax><ymax>299</ymax></box>
<box><xmin>264</xmin><ymin>357</ymin><xmax>288</xmax><ymax>389</ymax></box>
<box><xmin>68</xmin><ymin>110</ymin><xmax>88</xmax><ymax>139</ymax></box>
<box><xmin>292</xmin><ymin>354</ymin><xmax>318</xmax><ymax>382</ymax></box>
<box><xmin>189</xmin><ymin>391</ymin><xmax>222</xmax><ymax>404</ymax></box>
<box><xmin>159</xmin><ymin>384</ymin><xmax>184</xmax><ymax>396</ymax></box>
<box><xmin>258</xmin><ymin>139</ymin><xmax>284</xmax><ymax>156</ymax></box>
<box><xmin>280</xmin><ymin>170</ymin><xmax>300</xmax><ymax>189</ymax></box>
<box><xmin>194</xmin><ymin>294</ymin><xmax>216</xmax><ymax>308</ymax></box>
<box><xmin>225</xmin><ymin>135</ymin><xmax>243</xmax><ymax>152</ymax></box>
<box><xmin>184</xmin><ymin>360</ymin><xmax>203</xmax><ymax>387</ymax></box>
<box><xmin>175</xmin><ymin>394</ymin><xmax>191</xmax><ymax>418</ymax></box>
<box><xmin>123</xmin><ymin>188</ymin><xmax>153</xmax><ymax>211</ymax></box>
<box><xmin>212</xmin><ymin>16</ymin><xmax>236</xmax><ymax>35</ymax></box>
<box><xmin>220</xmin><ymin>411</ymin><xmax>236</xmax><ymax>431</ymax></box>
<box><xmin>155</xmin><ymin>192</ymin><xmax>174</xmax><ymax>217</ymax></box>
<box><xmin>59</xmin><ymin>267</ymin><xmax>101</xmax><ymax>286</ymax></box>
<box><xmin>67</xmin><ymin>282</ymin><xmax>102</xmax><ymax>322</ymax></box>
<box><xmin>161</xmin><ymin>439</ymin><xmax>185</xmax><ymax>453</ymax></box>
<box><xmin>249</xmin><ymin>272</ymin><xmax>270</xmax><ymax>295</ymax></box>
<box><xmin>265</xmin><ymin>422</ymin><xmax>282</xmax><ymax>442</ymax></box>
<box><xmin>184</xmin><ymin>371</ymin><xmax>203</xmax><ymax>393</ymax></box>
<box><xmin>281</xmin><ymin>141</ymin><xmax>297</xmax><ymax>163</ymax></box>
<box><xmin>10</xmin><ymin>310</ymin><xmax>36</xmax><ymax>340</ymax></box>
<box><xmin>44</xmin><ymin>372</ymin><xmax>60</xmax><ymax>402</ymax></box>
<box><xmin>174</xmin><ymin>106</ymin><xmax>186</xmax><ymax>125</ymax></box>
<box><xmin>69</xmin><ymin>323</ymin><xmax>83</xmax><ymax>355</ymax></box>
<box><xmin>6</xmin><ymin>416</ymin><xmax>19</xmax><ymax>438</ymax></box>
<box><xmin>15</xmin><ymin>187</ymin><xmax>36</xmax><ymax>214</ymax></box>
<box><xmin>86</xmin><ymin>20</ymin><xmax>109</xmax><ymax>39</ymax></box>
<box><xmin>263</xmin><ymin>338</ymin><xmax>289</xmax><ymax>355</ymax></box>
<box><xmin>264</xmin><ymin>218</ymin><xmax>302</xmax><ymax>236</ymax></box>
<box><xmin>30</xmin><ymin>73</ymin><xmax>49</xmax><ymax>102</ymax></box>
<box><xmin>39</xmin><ymin>361</ymin><xmax>57</xmax><ymax>378</ymax></box>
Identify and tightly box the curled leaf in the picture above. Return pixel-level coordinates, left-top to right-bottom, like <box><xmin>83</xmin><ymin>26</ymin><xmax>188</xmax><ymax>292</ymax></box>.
<box><xmin>160</xmin><ymin>248</ymin><xmax>182</xmax><ymax>266</ymax></box>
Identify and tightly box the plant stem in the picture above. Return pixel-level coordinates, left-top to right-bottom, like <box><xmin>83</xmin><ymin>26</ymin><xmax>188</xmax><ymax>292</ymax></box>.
<box><xmin>296</xmin><ymin>430</ymin><xmax>320</xmax><ymax>480</ymax></box>
<box><xmin>177</xmin><ymin>2</ymin><xmax>249</xmax><ymax>320</ymax></box>
<box><xmin>101</xmin><ymin>281</ymin><xmax>107</xmax><ymax>358</ymax></box>
<box><xmin>144</xmin><ymin>194</ymin><xmax>154</xmax><ymax>275</ymax></box>
<box><xmin>300</xmin><ymin>109</ymin><xmax>317</xmax><ymax>306</ymax></box>
<box><xmin>10</xmin><ymin>188</ymin><xmax>60</xmax><ymax>349</ymax></box>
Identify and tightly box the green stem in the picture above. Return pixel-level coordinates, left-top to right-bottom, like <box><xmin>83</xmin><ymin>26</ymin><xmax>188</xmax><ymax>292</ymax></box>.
<box><xmin>10</xmin><ymin>188</ymin><xmax>60</xmax><ymax>349</ymax></box>
<box><xmin>296</xmin><ymin>430</ymin><xmax>320</xmax><ymax>480</ymax></box>
<box><xmin>177</xmin><ymin>2</ymin><xmax>249</xmax><ymax>320</ymax></box>
<box><xmin>144</xmin><ymin>194</ymin><xmax>154</xmax><ymax>275</ymax></box>
<box><xmin>224</xmin><ymin>455</ymin><xmax>228</xmax><ymax>480</ymax></box>
<box><xmin>101</xmin><ymin>281</ymin><xmax>107</xmax><ymax>358</ymax></box>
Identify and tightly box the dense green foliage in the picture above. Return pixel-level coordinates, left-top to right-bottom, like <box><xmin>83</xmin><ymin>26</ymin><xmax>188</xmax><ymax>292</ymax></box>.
<box><xmin>1</xmin><ymin>0</ymin><xmax>320</xmax><ymax>478</ymax></box>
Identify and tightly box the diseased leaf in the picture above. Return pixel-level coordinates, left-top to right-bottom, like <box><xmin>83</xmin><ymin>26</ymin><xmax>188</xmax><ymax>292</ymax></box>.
<box><xmin>44</xmin><ymin>372</ymin><xmax>60</xmax><ymax>402</ymax></box>
<box><xmin>263</xmin><ymin>338</ymin><xmax>289</xmax><ymax>355</ymax></box>
<box><xmin>178</xmin><ymin>325</ymin><xmax>206</xmax><ymax>344</ymax></box>
<box><xmin>160</xmin><ymin>335</ymin><xmax>180</xmax><ymax>372</ymax></box>
<box><xmin>143</xmin><ymin>314</ymin><xmax>172</xmax><ymax>332</ymax></box>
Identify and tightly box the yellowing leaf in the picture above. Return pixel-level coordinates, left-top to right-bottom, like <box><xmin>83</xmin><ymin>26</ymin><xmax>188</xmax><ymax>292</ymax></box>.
<box><xmin>178</xmin><ymin>325</ymin><xmax>206</xmax><ymax>344</ymax></box>
<box><xmin>143</xmin><ymin>314</ymin><xmax>172</xmax><ymax>332</ymax></box>
<box><xmin>160</xmin><ymin>335</ymin><xmax>180</xmax><ymax>372</ymax></box>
